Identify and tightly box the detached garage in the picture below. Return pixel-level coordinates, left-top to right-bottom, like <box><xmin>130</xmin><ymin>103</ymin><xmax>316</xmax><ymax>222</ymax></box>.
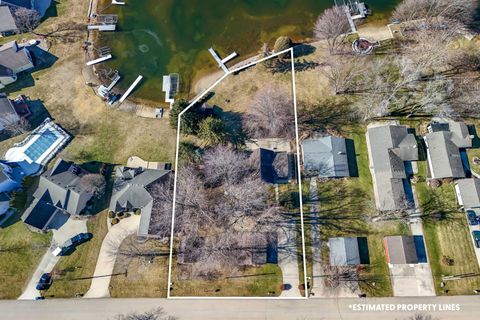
<box><xmin>384</xmin><ymin>235</ymin><xmax>427</xmax><ymax>265</ymax></box>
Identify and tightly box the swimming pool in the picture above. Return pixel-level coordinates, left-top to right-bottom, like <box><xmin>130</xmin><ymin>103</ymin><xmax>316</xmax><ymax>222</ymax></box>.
<box><xmin>24</xmin><ymin>129</ymin><xmax>60</xmax><ymax>162</ymax></box>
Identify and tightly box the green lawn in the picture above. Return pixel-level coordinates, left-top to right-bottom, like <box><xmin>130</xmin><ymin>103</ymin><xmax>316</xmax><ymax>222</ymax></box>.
<box><xmin>415</xmin><ymin>158</ymin><xmax>480</xmax><ymax>295</ymax></box>
<box><xmin>171</xmin><ymin>263</ymin><xmax>283</xmax><ymax>297</ymax></box>
<box><xmin>0</xmin><ymin>216</ymin><xmax>51</xmax><ymax>299</ymax></box>
<box><xmin>0</xmin><ymin>176</ymin><xmax>52</xmax><ymax>299</ymax></box>
<box><xmin>45</xmin><ymin>211</ymin><xmax>108</xmax><ymax>298</ymax></box>
<box><xmin>306</xmin><ymin>126</ymin><xmax>403</xmax><ymax>297</ymax></box>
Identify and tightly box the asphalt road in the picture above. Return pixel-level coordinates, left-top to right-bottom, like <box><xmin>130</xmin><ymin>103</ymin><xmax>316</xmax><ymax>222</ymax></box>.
<box><xmin>2</xmin><ymin>296</ymin><xmax>480</xmax><ymax>320</ymax></box>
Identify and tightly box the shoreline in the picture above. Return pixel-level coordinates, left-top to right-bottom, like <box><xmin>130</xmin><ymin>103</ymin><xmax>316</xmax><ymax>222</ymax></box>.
<box><xmin>86</xmin><ymin>3</ymin><xmax>394</xmax><ymax>107</ymax></box>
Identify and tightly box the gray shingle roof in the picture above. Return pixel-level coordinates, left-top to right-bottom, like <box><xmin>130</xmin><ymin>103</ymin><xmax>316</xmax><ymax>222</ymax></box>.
<box><xmin>259</xmin><ymin>148</ymin><xmax>293</xmax><ymax>184</ymax></box>
<box><xmin>0</xmin><ymin>40</ymin><xmax>32</xmax><ymax>72</ymax></box>
<box><xmin>424</xmin><ymin>131</ymin><xmax>465</xmax><ymax>179</ymax></box>
<box><xmin>384</xmin><ymin>235</ymin><xmax>418</xmax><ymax>264</ymax></box>
<box><xmin>302</xmin><ymin>136</ymin><xmax>350</xmax><ymax>177</ymax></box>
<box><xmin>110</xmin><ymin>166</ymin><xmax>171</xmax><ymax>236</ymax></box>
<box><xmin>0</xmin><ymin>94</ymin><xmax>17</xmax><ymax>118</ymax></box>
<box><xmin>329</xmin><ymin>237</ymin><xmax>369</xmax><ymax>266</ymax></box>
<box><xmin>366</xmin><ymin>124</ymin><xmax>418</xmax><ymax>211</ymax></box>
<box><xmin>22</xmin><ymin>159</ymin><xmax>94</xmax><ymax>230</ymax></box>
<box><xmin>0</xmin><ymin>6</ymin><xmax>17</xmax><ymax>33</ymax></box>
<box><xmin>455</xmin><ymin>178</ymin><xmax>480</xmax><ymax>209</ymax></box>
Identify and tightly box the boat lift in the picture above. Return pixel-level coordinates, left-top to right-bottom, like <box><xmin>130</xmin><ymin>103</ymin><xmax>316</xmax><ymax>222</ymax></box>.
<box><xmin>208</xmin><ymin>48</ymin><xmax>238</xmax><ymax>73</ymax></box>
<box><xmin>334</xmin><ymin>0</ymin><xmax>371</xmax><ymax>33</ymax></box>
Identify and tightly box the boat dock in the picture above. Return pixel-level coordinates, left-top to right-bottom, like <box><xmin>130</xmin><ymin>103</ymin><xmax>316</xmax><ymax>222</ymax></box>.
<box><xmin>88</xmin><ymin>14</ymin><xmax>118</xmax><ymax>31</ymax></box>
<box><xmin>208</xmin><ymin>48</ymin><xmax>238</xmax><ymax>73</ymax></box>
<box><xmin>119</xmin><ymin>75</ymin><xmax>143</xmax><ymax>103</ymax></box>
<box><xmin>86</xmin><ymin>54</ymin><xmax>112</xmax><ymax>66</ymax></box>
<box><xmin>162</xmin><ymin>73</ymin><xmax>179</xmax><ymax>105</ymax></box>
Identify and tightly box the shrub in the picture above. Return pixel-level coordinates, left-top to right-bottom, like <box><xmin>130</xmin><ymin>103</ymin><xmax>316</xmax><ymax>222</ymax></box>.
<box><xmin>117</xmin><ymin>212</ymin><xmax>125</xmax><ymax>218</ymax></box>
<box><xmin>108</xmin><ymin>211</ymin><xmax>116</xmax><ymax>219</ymax></box>
<box><xmin>134</xmin><ymin>209</ymin><xmax>141</xmax><ymax>215</ymax></box>
<box><xmin>111</xmin><ymin>218</ymin><xmax>120</xmax><ymax>225</ymax></box>
<box><xmin>442</xmin><ymin>255</ymin><xmax>455</xmax><ymax>266</ymax></box>
<box><xmin>274</xmin><ymin>36</ymin><xmax>293</xmax><ymax>54</ymax></box>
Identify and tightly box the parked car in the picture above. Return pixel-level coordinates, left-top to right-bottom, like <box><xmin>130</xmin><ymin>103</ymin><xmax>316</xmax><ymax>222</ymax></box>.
<box><xmin>70</xmin><ymin>233</ymin><xmax>92</xmax><ymax>245</ymax></box>
<box><xmin>473</xmin><ymin>231</ymin><xmax>480</xmax><ymax>249</ymax></box>
<box><xmin>466</xmin><ymin>210</ymin><xmax>479</xmax><ymax>226</ymax></box>
<box><xmin>35</xmin><ymin>273</ymin><xmax>52</xmax><ymax>291</ymax></box>
<box><xmin>53</xmin><ymin>233</ymin><xmax>93</xmax><ymax>256</ymax></box>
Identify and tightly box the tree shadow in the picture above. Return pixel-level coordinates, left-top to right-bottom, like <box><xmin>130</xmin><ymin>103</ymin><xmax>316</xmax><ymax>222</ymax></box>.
<box><xmin>298</xmin><ymin>99</ymin><xmax>354</xmax><ymax>135</ymax></box>
<box><xmin>293</xmin><ymin>44</ymin><xmax>316</xmax><ymax>58</ymax></box>
<box><xmin>215</xmin><ymin>108</ymin><xmax>248</xmax><ymax>146</ymax></box>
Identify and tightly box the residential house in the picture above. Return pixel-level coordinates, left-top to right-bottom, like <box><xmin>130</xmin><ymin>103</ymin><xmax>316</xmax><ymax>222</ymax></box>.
<box><xmin>301</xmin><ymin>136</ymin><xmax>350</xmax><ymax>177</ymax></box>
<box><xmin>259</xmin><ymin>148</ymin><xmax>295</xmax><ymax>184</ymax></box>
<box><xmin>0</xmin><ymin>0</ymin><xmax>52</xmax><ymax>17</ymax></box>
<box><xmin>0</xmin><ymin>40</ymin><xmax>34</xmax><ymax>74</ymax></box>
<box><xmin>328</xmin><ymin>237</ymin><xmax>369</xmax><ymax>266</ymax></box>
<box><xmin>424</xmin><ymin>119</ymin><xmax>472</xmax><ymax>180</ymax></box>
<box><xmin>0</xmin><ymin>161</ymin><xmax>19</xmax><ymax>193</ymax></box>
<box><xmin>366</xmin><ymin>122</ymin><xmax>418</xmax><ymax>211</ymax></box>
<box><xmin>384</xmin><ymin>235</ymin><xmax>427</xmax><ymax>265</ymax></box>
<box><xmin>455</xmin><ymin>178</ymin><xmax>480</xmax><ymax>210</ymax></box>
<box><xmin>0</xmin><ymin>93</ymin><xmax>21</xmax><ymax>131</ymax></box>
<box><xmin>0</xmin><ymin>6</ymin><xmax>18</xmax><ymax>36</ymax></box>
<box><xmin>0</xmin><ymin>64</ymin><xmax>16</xmax><ymax>88</ymax></box>
<box><xmin>22</xmin><ymin>159</ymin><xmax>94</xmax><ymax>232</ymax></box>
<box><xmin>109</xmin><ymin>165</ymin><xmax>171</xmax><ymax>238</ymax></box>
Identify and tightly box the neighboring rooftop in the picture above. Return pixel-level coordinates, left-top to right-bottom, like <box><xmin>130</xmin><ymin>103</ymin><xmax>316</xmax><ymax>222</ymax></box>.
<box><xmin>455</xmin><ymin>178</ymin><xmax>480</xmax><ymax>209</ymax></box>
<box><xmin>0</xmin><ymin>6</ymin><xmax>18</xmax><ymax>34</ymax></box>
<box><xmin>384</xmin><ymin>235</ymin><xmax>427</xmax><ymax>265</ymax></box>
<box><xmin>0</xmin><ymin>40</ymin><xmax>33</xmax><ymax>73</ymax></box>
<box><xmin>21</xmin><ymin>159</ymin><xmax>94</xmax><ymax>231</ymax></box>
<box><xmin>328</xmin><ymin>237</ymin><xmax>370</xmax><ymax>266</ymax></box>
<box><xmin>424</xmin><ymin>119</ymin><xmax>472</xmax><ymax>180</ymax></box>
<box><xmin>259</xmin><ymin>148</ymin><xmax>295</xmax><ymax>184</ymax></box>
<box><xmin>302</xmin><ymin>136</ymin><xmax>350</xmax><ymax>177</ymax></box>
<box><xmin>366</xmin><ymin>122</ymin><xmax>418</xmax><ymax>211</ymax></box>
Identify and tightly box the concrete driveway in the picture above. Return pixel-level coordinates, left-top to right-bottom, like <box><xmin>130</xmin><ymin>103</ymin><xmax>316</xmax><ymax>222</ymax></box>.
<box><xmin>18</xmin><ymin>218</ymin><xmax>87</xmax><ymax>300</ymax></box>
<box><xmin>84</xmin><ymin>215</ymin><xmax>140</xmax><ymax>298</ymax></box>
<box><xmin>389</xmin><ymin>263</ymin><xmax>436</xmax><ymax>297</ymax></box>
<box><xmin>278</xmin><ymin>223</ymin><xmax>303</xmax><ymax>297</ymax></box>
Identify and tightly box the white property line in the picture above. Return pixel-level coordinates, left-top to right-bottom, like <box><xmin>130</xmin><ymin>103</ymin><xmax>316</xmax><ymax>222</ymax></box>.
<box><xmin>167</xmin><ymin>47</ymin><xmax>308</xmax><ymax>300</ymax></box>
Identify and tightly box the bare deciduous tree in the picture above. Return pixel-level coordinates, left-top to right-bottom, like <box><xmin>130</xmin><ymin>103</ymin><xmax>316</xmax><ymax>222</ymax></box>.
<box><xmin>314</xmin><ymin>5</ymin><xmax>351</xmax><ymax>54</ymax></box>
<box><xmin>243</xmin><ymin>86</ymin><xmax>294</xmax><ymax>138</ymax></box>
<box><xmin>392</xmin><ymin>0</ymin><xmax>477</xmax><ymax>26</ymax></box>
<box><xmin>80</xmin><ymin>173</ymin><xmax>106</xmax><ymax>197</ymax></box>
<box><xmin>321</xmin><ymin>55</ymin><xmax>363</xmax><ymax>95</ymax></box>
<box><xmin>33</xmin><ymin>22</ymin><xmax>87</xmax><ymax>43</ymax></box>
<box><xmin>113</xmin><ymin>307</ymin><xmax>176</xmax><ymax>320</ymax></box>
<box><xmin>202</xmin><ymin>146</ymin><xmax>250</xmax><ymax>186</ymax></box>
<box><xmin>12</xmin><ymin>7</ymin><xmax>40</xmax><ymax>33</ymax></box>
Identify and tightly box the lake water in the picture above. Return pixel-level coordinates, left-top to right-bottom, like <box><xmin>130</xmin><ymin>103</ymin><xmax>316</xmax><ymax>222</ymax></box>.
<box><xmin>98</xmin><ymin>0</ymin><xmax>399</xmax><ymax>102</ymax></box>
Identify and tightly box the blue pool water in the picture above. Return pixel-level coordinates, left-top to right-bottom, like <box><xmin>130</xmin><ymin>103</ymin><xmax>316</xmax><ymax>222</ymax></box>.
<box><xmin>25</xmin><ymin>129</ymin><xmax>59</xmax><ymax>162</ymax></box>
